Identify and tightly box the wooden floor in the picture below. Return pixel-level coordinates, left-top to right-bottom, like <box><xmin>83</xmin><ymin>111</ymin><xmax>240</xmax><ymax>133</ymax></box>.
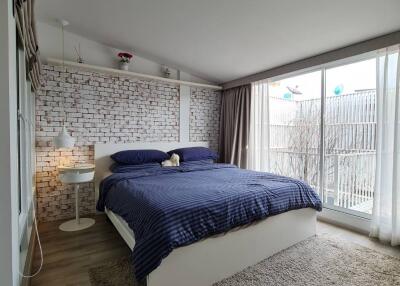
<box><xmin>31</xmin><ymin>215</ymin><xmax>130</xmax><ymax>286</ymax></box>
<box><xmin>31</xmin><ymin>215</ymin><xmax>400</xmax><ymax>286</ymax></box>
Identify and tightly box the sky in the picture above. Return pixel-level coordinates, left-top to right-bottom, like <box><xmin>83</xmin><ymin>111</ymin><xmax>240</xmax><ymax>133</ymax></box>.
<box><xmin>269</xmin><ymin>58</ymin><xmax>376</xmax><ymax>100</ymax></box>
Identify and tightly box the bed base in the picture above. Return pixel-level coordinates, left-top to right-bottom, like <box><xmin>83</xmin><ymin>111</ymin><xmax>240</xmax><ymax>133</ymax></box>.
<box><xmin>106</xmin><ymin>208</ymin><xmax>316</xmax><ymax>286</ymax></box>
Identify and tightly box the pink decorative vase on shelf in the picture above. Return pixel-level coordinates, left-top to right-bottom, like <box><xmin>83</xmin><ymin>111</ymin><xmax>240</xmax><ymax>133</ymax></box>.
<box><xmin>118</xmin><ymin>52</ymin><xmax>133</xmax><ymax>71</ymax></box>
<box><xmin>120</xmin><ymin>62</ymin><xmax>129</xmax><ymax>71</ymax></box>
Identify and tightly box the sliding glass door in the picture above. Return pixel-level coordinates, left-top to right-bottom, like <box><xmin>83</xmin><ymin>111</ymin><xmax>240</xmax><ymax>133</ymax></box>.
<box><xmin>258</xmin><ymin>55</ymin><xmax>377</xmax><ymax>218</ymax></box>
<box><xmin>323</xmin><ymin>59</ymin><xmax>376</xmax><ymax>216</ymax></box>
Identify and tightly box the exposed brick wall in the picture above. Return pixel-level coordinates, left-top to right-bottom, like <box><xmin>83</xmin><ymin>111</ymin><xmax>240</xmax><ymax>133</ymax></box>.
<box><xmin>36</xmin><ymin>64</ymin><xmax>221</xmax><ymax>222</ymax></box>
<box><xmin>190</xmin><ymin>88</ymin><xmax>221</xmax><ymax>151</ymax></box>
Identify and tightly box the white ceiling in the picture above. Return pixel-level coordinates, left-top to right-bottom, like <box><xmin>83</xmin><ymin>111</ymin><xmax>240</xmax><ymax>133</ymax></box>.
<box><xmin>36</xmin><ymin>0</ymin><xmax>400</xmax><ymax>84</ymax></box>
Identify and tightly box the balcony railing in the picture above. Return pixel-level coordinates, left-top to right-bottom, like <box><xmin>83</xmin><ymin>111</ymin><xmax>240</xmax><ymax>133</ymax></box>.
<box><xmin>269</xmin><ymin>149</ymin><xmax>375</xmax><ymax>214</ymax></box>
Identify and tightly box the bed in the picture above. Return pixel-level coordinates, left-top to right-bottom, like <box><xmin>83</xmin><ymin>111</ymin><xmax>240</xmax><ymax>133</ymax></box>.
<box><xmin>95</xmin><ymin>142</ymin><xmax>322</xmax><ymax>286</ymax></box>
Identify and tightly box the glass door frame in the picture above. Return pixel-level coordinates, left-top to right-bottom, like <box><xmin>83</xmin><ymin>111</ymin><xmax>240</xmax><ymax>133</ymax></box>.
<box><xmin>267</xmin><ymin>50</ymin><xmax>378</xmax><ymax>221</ymax></box>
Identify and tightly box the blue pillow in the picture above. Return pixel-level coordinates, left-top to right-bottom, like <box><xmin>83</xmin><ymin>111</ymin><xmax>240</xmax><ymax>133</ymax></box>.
<box><xmin>168</xmin><ymin>147</ymin><xmax>218</xmax><ymax>162</ymax></box>
<box><xmin>110</xmin><ymin>162</ymin><xmax>161</xmax><ymax>173</ymax></box>
<box><xmin>111</xmin><ymin>149</ymin><xmax>169</xmax><ymax>165</ymax></box>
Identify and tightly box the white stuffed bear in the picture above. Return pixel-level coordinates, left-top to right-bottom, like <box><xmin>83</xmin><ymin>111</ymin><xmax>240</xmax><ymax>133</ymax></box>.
<box><xmin>162</xmin><ymin>153</ymin><xmax>180</xmax><ymax>167</ymax></box>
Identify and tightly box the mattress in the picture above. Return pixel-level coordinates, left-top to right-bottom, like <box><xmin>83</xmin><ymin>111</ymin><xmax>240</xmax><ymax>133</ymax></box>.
<box><xmin>105</xmin><ymin>204</ymin><xmax>283</xmax><ymax>252</ymax></box>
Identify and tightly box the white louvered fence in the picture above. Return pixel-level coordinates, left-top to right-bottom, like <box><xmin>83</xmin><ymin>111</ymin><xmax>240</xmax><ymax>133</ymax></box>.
<box><xmin>269</xmin><ymin>90</ymin><xmax>376</xmax><ymax>214</ymax></box>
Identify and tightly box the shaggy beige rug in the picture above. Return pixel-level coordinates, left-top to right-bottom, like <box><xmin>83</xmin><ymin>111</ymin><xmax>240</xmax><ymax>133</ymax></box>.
<box><xmin>89</xmin><ymin>235</ymin><xmax>400</xmax><ymax>286</ymax></box>
<box><xmin>88</xmin><ymin>256</ymin><xmax>144</xmax><ymax>286</ymax></box>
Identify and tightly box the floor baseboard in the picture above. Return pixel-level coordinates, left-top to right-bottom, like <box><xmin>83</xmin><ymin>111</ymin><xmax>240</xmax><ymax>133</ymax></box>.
<box><xmin>317</xmin><ymin>208</ymin><xmax>370</xmax><ymax>235</ymax></box>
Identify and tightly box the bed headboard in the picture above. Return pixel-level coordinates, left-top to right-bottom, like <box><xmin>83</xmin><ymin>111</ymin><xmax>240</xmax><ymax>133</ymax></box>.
<box><xmin>94</xmin><ymin>141</ymin><xmax>209</xmax><ymax>206</ymax></box>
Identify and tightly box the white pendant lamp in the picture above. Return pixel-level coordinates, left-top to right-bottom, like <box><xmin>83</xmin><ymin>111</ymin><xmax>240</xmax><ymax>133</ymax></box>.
<box><xmin>54</xmin><ymin>126</ymin><xmax>76</xmax><ymax>149</ymax></box>
<box><xmin>53</xmin><ymin>19</ymin><xmax>75</xmax><ymax>149</ymax></box>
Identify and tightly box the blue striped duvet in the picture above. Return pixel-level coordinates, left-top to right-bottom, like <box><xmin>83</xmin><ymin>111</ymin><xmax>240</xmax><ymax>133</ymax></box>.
<box><xmin>97</xmin><ymin>162</ymin><xmax>322</xmax><ymax>281</ymax></box>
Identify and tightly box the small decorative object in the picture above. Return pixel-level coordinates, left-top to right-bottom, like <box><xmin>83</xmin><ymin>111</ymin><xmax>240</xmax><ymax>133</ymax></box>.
<box><xmin>287</xmin><ymin>85</ymin><xmax>302</xmax><ymax>95</ymax></box>
<box><xmin>162</xmin><ymin>65</ymin><xmax>171</xmax><ymax>78</ymax></box>
<box><xmin>162</xmin><ymin>153</ymin><xmax>180</xmax><ymax>167</ymax></box>
<box><xmin>118</xmin><ymin>52</ymin><xmax>133</xmax><ymax>71</ymax></box>
<box><xmin>74</xmin><ymin>43</ymin><xmax>84</xmax><ymax>64</ymax></box>
<box><xmin>283</xmin><ymin>92</ymin><xmax>293</xmax><ymax>100</ymax></box>
<box><xmin>334</xmin><ymin>84</ymin><xmax>344</xmax><ymax>96</ymax></box>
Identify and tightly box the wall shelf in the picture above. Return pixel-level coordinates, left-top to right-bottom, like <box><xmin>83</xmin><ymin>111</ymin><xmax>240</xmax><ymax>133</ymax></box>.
<box><xmin>47</xmin><ymin>58</ymin><xmax>222</xmax><ymax>90</ymax></box>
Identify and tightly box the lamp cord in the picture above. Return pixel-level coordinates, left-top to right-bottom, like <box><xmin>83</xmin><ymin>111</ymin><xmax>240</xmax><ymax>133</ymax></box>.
<box><xmin>61</xmin><ymin>22</ymin><xmax>66</xmax><ymax>126</ymax></box>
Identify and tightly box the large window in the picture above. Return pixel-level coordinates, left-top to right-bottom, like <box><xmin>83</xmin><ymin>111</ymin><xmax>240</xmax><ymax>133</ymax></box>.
<box><xmin>16</xmin><ymin>37</ymin><xmax>36</xmax><ymax>273</ymax></box>
<box><xmin>252</xmin><ymin>55</ymin><xmax>377</xmax><ymax>218</ymax></box>
<box><xmin>268</xmin><ymin>71</ymin><xmax>322</xmax><ymax>192</ymax></box>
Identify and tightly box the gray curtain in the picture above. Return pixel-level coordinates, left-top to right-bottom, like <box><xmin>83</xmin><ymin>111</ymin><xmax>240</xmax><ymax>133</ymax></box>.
<box><xmin>14</xmin><ymin>0</ymin><xmax>41</xmax><ymax>91</ymax></box>
<box><xmin>219</xmin><ymin>84</ymin><xmax>251</xmax><ymax>168</ymax></box>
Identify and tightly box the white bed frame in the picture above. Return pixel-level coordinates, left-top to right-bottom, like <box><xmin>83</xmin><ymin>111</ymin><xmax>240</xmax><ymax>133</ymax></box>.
<box><xmin>95</xmin><ymin>142</ymin><xmax>317</xmax><ymax>286</ymax></box>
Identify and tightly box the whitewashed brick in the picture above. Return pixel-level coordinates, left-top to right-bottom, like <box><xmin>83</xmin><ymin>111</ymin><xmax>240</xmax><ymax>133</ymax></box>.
<box><xmin>36</xmin><ymin>64</ymin><xmax>221</xmax><ymax>222</ymax></box>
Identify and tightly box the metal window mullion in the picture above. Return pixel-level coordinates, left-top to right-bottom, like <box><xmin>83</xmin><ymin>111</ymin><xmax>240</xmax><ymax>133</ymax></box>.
<box><xmin>319</xmin><ymin>69</ymin><xmax>326</xmax><ymax>201</ymax></box>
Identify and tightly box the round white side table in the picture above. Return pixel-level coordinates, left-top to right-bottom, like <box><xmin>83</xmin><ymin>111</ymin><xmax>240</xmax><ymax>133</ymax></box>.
<box><xmin>58</xmin><ymin>164</ymin><xmax>96</xmax><ymax>232</ymax></box>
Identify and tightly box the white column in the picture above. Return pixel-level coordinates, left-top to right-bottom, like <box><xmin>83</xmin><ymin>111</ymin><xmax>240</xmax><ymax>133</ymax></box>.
<box><xmin>179</xmin><ymin>84</ymin><xmax>190</xmax><ymax>143</ymax></box>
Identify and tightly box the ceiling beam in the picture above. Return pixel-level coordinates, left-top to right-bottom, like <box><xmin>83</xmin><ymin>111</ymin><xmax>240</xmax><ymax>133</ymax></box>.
<box><xmin>223</xmin><ymin>30</ymin><xmax>400</xmax><ymax>90</ymax></box>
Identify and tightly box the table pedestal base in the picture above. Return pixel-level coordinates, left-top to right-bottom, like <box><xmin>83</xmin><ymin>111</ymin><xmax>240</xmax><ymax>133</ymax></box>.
<box><xmin>59</xmin><ymin>218</ymin><xmax>95</xmax><ymax>232</ymax></box>
<box><xmin>59</xmin><ymin>184</ymin><xmax>95</xmax><ymax>232</ymax></box>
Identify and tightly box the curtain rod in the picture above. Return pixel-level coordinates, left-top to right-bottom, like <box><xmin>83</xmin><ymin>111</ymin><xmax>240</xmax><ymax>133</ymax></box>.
<box><xmin>223</xmin><ymin>30</ymin><xmax>400</xmax><ymax>90</ymax></box>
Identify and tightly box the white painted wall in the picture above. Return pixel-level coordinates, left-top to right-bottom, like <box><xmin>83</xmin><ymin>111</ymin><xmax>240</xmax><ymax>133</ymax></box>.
<box><xmin>37</xmin><ymin>21</ymin><xmax>214</xmax><ymax>85</ymax></box>
<box><xmin>0</xmin><ymin>0</ymin><xmax>20</xmax><ymax>285</ymax></box>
